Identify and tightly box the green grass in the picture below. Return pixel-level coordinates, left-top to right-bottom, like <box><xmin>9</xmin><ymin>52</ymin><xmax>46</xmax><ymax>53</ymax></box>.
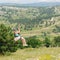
<box><xmin>0</xmin><ymin>47</ymin><xmax>60</xmax><ymax>60</ymax></box>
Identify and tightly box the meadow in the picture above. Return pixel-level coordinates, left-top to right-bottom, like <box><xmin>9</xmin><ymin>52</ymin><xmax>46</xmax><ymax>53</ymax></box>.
<box><xmin>0</xmin><ymin>47</ymin><xmax>60</xmax><ymax>60</ymax></box>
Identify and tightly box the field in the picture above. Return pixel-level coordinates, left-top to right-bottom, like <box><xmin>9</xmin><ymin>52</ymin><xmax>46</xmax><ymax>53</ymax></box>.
<box><xmin>0</xmin><ymin>47</ymin><xmax>60</xmax><ymax>60</ymax></box>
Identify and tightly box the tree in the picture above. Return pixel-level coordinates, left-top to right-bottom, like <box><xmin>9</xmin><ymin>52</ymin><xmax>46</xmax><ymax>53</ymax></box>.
<box><xmin>0</xmin><ymin>24</ymin><xmax>18</xmax><ymax>55</ymax></box>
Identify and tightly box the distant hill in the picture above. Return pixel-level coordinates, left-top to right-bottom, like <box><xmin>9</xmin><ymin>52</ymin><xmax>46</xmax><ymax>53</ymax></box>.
<box><xmin>0</xmin><ymin>2</ymin><xmax>60</xmax><ymax>7</ymax></box>
<box><xmin>20</xmin><ymin>2</ymin><xmax>60</xmax><ymax>7</ymax></box>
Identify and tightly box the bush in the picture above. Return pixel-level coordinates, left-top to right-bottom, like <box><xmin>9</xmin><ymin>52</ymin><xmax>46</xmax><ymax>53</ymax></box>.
<box><xmin>26</xmin><ymin>36</ymin><xmax>42</xmax><ymax>48</ymax></box>
<box><xmin>16</xmin><ymin>40</ymin><xmax>24</xmax><ymax>49</ymax></box>
<box><xmin>0</xmin><ymin>24</ymin><xmax>18</xmax><ymax>55</ymax></box>
<box><xmin>44</xmin><ymin>37</ymin><xmax>51</xmax><ymax>47</ymax></box>
<box><xmin>54</xmin><ymin>36</ymin><xmax>60</xmax><ymax>47</ymax></box>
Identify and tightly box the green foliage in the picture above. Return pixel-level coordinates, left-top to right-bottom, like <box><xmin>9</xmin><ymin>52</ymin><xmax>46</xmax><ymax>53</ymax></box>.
<box><xmin>54</xmin><ymin>36</ymin><xmax>60</xmax><ymax>47</ymax></box>
<box><xmin>26</xmin><ymin>36</ymin><xmax>42</xmax><ymax>48</ymax></box>
<box><xmin>0</xmin><ymin>24</ymin><xmax>18</xmax><ymax>55</ymax></box>
<box><xmin>25</xmin><ymin>35</ymin><xmax>60</xmax><ymax>48</ymax></box>
<box><xmin>44</xmin><ymin>37</ymin><xmax>51</xmax><ymax>47</ymax></box>
<box><xmin>16</xmin><ymin>40</ymin><xmax>24</xmax><ymax>49</ymax></box>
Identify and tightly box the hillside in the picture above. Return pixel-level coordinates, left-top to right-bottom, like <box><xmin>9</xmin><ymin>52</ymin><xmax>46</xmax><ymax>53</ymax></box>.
<box><xmin>0</xmin><ymin>5</ymin><xmax>60</xmax><ymax>37</ymax></box>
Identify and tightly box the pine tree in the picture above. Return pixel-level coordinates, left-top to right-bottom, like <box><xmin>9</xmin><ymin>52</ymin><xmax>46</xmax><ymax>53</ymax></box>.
<box><xmin>0</xmin><ymin>24</ymin><xmax>18</xmax><ymax>55</ymax></box>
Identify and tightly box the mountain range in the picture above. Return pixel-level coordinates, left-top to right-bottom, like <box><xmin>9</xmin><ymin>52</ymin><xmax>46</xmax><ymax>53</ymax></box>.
<box><xmin>0</xmin><ymin>2</ymin><xmax>60</xmax><ymax>7</ymax></box>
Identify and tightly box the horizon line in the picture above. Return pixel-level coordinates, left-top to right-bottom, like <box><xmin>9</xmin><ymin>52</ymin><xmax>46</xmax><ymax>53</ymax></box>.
<box><xmin>0</xmin><ymin>2</ymin><xmax>60</xmax><ymax>4</ymax></box>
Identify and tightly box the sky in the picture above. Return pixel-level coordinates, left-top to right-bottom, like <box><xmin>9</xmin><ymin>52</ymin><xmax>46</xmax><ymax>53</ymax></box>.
<box><xmin>0</xmin><ymin>0</ymin><xmax>60</xmax><ymax>4</ymax></box>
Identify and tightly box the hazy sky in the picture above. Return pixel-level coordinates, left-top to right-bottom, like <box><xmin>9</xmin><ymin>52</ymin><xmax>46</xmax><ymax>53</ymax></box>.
<box><xmin>0</xmin><ymin>0</ymin><xmax>60</xmax><ymax>4</ymax></box>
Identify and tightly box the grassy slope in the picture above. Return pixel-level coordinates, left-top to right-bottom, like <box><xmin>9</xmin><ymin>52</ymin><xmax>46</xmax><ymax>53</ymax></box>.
<box><xmin>0</xmin><ymin>47</ymin><xmax>60</xmax><ymax>60</ymax></box>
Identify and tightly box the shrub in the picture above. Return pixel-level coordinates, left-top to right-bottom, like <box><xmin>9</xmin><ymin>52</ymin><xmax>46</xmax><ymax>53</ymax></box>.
<box><xmin>16</xmin><ymin>40</ymin><xmax>24</xmax><ymax>49</ymax></box>
<box><xmin>44</xmin><ymin>37</ymin><xmax>51</xmax><ymax>47</ymax></box>
<box><xmin>0</xmin><ymin>24</ymin><xmax>18</xmax><ymax>55</ymax></box>
<box><xmin>54</xmin><ymin>36</ymin><xmax>60</xmax><ymax>47</ymax></box>
<box><xmin>26</xmin><ymin>36</ymin><xmax>42</xmax><ymax>48</ymax></box>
